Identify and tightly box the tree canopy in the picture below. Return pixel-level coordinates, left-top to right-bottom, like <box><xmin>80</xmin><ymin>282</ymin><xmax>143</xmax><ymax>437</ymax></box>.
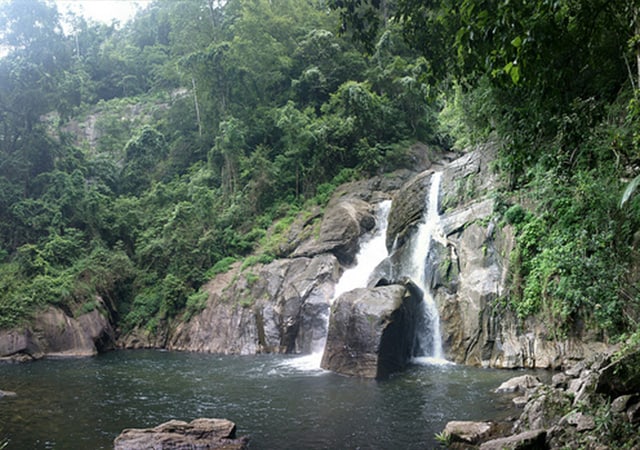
<box><xmin>1</xmin><ymin>0</ymin><xmax>639</xmax><ymax>347</ymax></box>
<box><xmin>0</xmin><ymin>0</ymin><xmax>439</xmax><ymax>330</ymax></box>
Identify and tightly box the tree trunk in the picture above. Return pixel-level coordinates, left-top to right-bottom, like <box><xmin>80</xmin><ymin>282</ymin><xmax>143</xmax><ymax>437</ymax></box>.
<box><xmin>191</xmin><ymin>77</ymin><xmax>202</xmax><ymax>137</ymax></box>
<box><xmin>636</xmin><ymin>6</ymin><xmax>640</xmax><ymax>90</ymax></box>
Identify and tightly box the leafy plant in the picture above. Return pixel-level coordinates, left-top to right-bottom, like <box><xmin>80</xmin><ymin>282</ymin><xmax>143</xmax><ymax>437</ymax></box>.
<box><xmin>434</xmin><ymin>430</ymin><xmax>451</xmax><ymax>447</ymax></box>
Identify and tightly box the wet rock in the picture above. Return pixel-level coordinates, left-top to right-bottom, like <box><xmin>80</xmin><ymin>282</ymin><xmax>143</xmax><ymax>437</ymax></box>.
<box><xmin>443</xmin><ymin>421</ymin><xmax>496</xmax><ymax>444</ymax></box>
<box><xmin>320</xmin><ymin>280</ymin><xmax>422</xmax><ymax>379</ymax></box>
<box><xmin>113</xmin><ymin>418</ymin><xmax>248</xmax><ymax>450</ymax></box>
<box><xmin>496</xmin><ymin>375</ymin><xmax>542</xmax><ymax>393</ymax></box>
<box><xmin>479</xmin><ymin>429</ymin><xmax>546</xmax><ymax>450</ymax></box>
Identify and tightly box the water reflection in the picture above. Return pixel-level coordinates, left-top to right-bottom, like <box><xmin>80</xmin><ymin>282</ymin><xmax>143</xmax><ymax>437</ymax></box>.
<box><xmin>0</xmin><ymin>350</ymin><xmax>535</xmax><ymax>449</ymax></box>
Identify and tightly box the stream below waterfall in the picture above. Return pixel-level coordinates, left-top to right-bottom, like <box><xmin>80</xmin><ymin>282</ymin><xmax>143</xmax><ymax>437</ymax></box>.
<box><xmin>0</xmin><ymin>350</ymin><xmax>546</xmax><ymax>449</ymax></box>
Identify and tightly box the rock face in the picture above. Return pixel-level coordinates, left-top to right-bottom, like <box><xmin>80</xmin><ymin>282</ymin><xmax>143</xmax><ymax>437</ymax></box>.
<box><xmin>320</xmin><ymin>280</ymin><xmax>422</xmax><ymax>379</ymax></box>
<box><xmin>113</xmin><ymin>418</ymin><xmax>248</xmax><ymax>450</ymax></box>
<box><xmin>0</xmin><ymin>299</ymin><xmax>115</xmax><ymax>361</ymax></box>
<box><xmin>168</xmin><ymin>254</ymin><xmax>339</xmax><ymax>355</ymax></box>
<box><xmin>378</xmin><ymin>143</ymin><xmax>609</xmax><ymax>368</ymax></box>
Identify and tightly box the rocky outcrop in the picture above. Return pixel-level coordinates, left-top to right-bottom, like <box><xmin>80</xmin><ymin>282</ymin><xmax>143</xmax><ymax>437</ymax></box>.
<box><xmin>0</xmin><ymin>299</ymin><xmax>115</xmax><ymax>361</ymax></box>
<box><xmin>378</xmin><ymin>143</ymin><xmax>608</xmax><ymax>369</ymax></box>
<box><xmin>495</xmin><ymin>375</ymin><xmax>542</xmax><ymax>394</ymax></box>
<box><xmin>447</xmin><ymin>349</ymin><xmax>640</xmax><ymax>449</ymax></box>
<box><xmin>113</xmin><ymin>418</ymin><xmax>248</xmax><ymax>450</ymax></box>
<box><xmin>320</xmin><ymin>280</ymin><xmax>422</xmax><ymax>379</ymax></box>
<box><xmin>293</xmin><ymin>198</ymin><xmax>375</xmax><ymax>265</ymax></box>
<box><xmin>167</xmin><ymin>254</ymin><xmax>339</xmax><ymax>355</ymax></box>
<box><xmin>480</xmin><ymin>429</ymin><xmax>547</xmax><ymax>450</ymax></box>
<box><xmin>293</xmin><ymin>170</ymin><xmax>412</xmax><ymax>265</ymax></box>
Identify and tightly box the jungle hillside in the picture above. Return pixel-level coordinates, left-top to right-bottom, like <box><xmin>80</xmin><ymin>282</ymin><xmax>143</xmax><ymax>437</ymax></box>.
<box><xmin>1</xmin><ymin>0</ymin><xmax>640</xmax><ymax>344</ymax></box>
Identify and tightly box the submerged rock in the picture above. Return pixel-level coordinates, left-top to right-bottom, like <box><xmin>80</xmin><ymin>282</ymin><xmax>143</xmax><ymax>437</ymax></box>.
<box><xmin>113</xmin><ymin>418</ymin><xmax>248</xmax><ymax>450</ymax></box>
<box><xmin>320</xmin><ymin>280</ymin><xmax>422</xmax><ymax>379</ymax></box>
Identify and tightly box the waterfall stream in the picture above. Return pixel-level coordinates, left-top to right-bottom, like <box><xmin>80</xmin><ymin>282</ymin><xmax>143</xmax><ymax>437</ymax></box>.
<box><xmin>405</xmin><ymin>172</ymin><xmax>447</xmax><ymax>364</ymax></box>
<box><xmin>287</xmin><ymin>170</ymin><xmax>449</xmax><ymax>372</ymax></box>
<box><xmin>331</xmin><ymin>200</ymin><xmax>392</xmax><ymax>300</ymax></box>
<box><xmin>284</xmin><ymin>200</ymin><xmax>392</xmax><ymax>371</ymax></box>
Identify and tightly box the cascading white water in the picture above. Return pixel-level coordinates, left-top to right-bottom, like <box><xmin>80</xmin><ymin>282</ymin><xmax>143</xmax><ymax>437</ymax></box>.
<box><xmin>332</xmin><ymin>200</ymin><xmax>392</xmax><ymax>301</ymax></box>
<box><xmin>283</xmin><ymin>200</ymin><xmax>392</xmax><ymax>371</ymax></box>
<box><xmin>405</xmin><ymin>172</ymin><xmax>447</xmax><ymax>364</ymax></box>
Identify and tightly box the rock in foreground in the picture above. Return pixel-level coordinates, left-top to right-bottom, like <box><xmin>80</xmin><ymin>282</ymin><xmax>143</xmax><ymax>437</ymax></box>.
<box><xmin>320</xmin><ymin>280</ymin><xmax>422</xmax><ymax>380</ymax></box>
<box><xmin>113</xmin><ymin>418</ymin><xmax>249</xmax><ymax>450</ymax></box>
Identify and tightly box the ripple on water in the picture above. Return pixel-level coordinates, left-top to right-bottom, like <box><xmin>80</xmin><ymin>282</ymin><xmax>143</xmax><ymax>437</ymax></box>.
<box><xmin>0</xmin><ymin>350</ymin><xmax>539</xmax><ymax>449</ymax></box>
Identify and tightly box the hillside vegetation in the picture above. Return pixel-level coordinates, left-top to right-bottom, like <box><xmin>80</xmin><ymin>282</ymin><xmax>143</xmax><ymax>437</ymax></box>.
<box><xmin>1</xmin><ymin>0</ymin><xmax>639</xmax><ymax>344</ymax></box>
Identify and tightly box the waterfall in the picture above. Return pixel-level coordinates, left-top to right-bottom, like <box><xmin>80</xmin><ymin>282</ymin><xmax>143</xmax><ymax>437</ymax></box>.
<box><xmin>332</xmin><ymin>200</ymin><xmax>392</xmax><ymax>301</ymax></box>
<box><xmin>405</xmin><ymin>172</ymin><xmax>447</xmax><ymax>363</ymax></box>
<box><xmin>283</xmin><ymin>200</ymin><xmax>392</xmax><ymax>371</ymax></box>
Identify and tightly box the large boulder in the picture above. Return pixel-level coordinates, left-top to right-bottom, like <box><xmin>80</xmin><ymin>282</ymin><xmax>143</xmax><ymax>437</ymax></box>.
<box><xmin>293</xmin><ymin>197</ymin><xmax>375</xmax><ymax>265</ymax></box>
<box><xmin>320</xmin><ymin>280</ymin><xmax>422</xmax><ymax>379</ymax></box>
<box><xmin>0</xmin><ymin>299</ymin><xmax>115</xmax><ymax>361</ymax></box>
<box><xmin>113</xmin><ymin>418</ymin><xmax>248</xmax><ymax>450</ymax></box>
<box><xmin>495</xmin><ymin>375</ymin><xmax>542</xmax><ymax>394</ymax></box>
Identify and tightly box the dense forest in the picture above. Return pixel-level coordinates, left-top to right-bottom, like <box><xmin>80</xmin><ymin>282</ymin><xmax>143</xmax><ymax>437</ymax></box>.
<box><xmin>1</xmin><ymin>0</ymin><xmax>640</xmax><ymax>346</ymax></box>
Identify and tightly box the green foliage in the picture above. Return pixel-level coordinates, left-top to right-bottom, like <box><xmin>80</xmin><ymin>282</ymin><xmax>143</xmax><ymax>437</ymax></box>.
<box><xmin>504</xmin><ymin>157</ymin><xmax>640</xmax><ymax>336</ymax></box>
<box><xmin>184</xmin><ymin>289</ymin><xmax>209</xmax><ymax>321</ymax></box>
<box><xmin>434</xmin><ymin>430</ymin><xmax>451</xmax><ymax>447</ymax></box>
<box><xmin>3</xmin><ymin>0</ymin><xmax>638</xmax><ymax>345</ymax></box>
<box><xmin>123</xmin><ymin>283</ymin><xmax>162</xmax><ymax>331</ymax></box>
<box><xmin>503</xmin><ymin>204</ymin><xmax>528</xmax><ymax>226</ymax></box>
<box><xmin>206</xmin><ymin>257</ymin><xmax>239</xmax><ymax>278</ymax></box>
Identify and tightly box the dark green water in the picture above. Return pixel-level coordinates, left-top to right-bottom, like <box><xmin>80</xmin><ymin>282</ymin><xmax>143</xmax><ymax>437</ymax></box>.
<box><xmin>0</xmin><ymin>350</ymin><xmax>532</xmax><ymax>449</ymax></box>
